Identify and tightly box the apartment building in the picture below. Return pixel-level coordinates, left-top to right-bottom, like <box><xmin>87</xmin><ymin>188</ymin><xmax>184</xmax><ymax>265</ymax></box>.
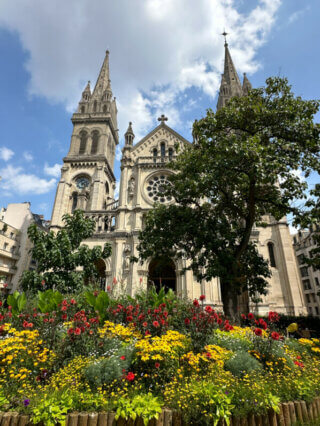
<box><xmin>0</xmin><ymin>203</ymin><xmax>48</xmax><ymax>293</ymax></box>
<box><xmin>293</xmin><ymin>228</ymin><xmax>320</xmax><ymax>316</ymax></box>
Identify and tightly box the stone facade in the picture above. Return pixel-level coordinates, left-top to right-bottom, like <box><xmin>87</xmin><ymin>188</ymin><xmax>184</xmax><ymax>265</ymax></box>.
<box><xmin>293</xmin><ymin>228</ymin><xmax>320</xmax><ymax>316</ymax></box>
<box><xmin>0</xmin><ymin>203</ymin><xmax>48</xmax><ymax>293</ymax></box>
<box><xmin>50</xmin><ymin>45</ymin><xmax>307</xmax><ymax>315</ymax></box>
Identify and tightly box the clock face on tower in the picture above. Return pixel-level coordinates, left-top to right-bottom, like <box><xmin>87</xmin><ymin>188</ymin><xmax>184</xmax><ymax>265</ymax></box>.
<box><xmin>76</xmin><ymin>177</ymin><xmax>90</xmax><ymax>189</ymax></box>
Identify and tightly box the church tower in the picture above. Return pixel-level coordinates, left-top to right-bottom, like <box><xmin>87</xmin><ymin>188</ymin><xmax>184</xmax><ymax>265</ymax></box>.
<box><xmin>216</xmin><ymin>35</ymin><xmax>306</xmax><ymax>315</ymax></box>
<box><xmin>51</xmin><ymin>51</ymin><xmax>118</xmax><ymax>229</ymax></box>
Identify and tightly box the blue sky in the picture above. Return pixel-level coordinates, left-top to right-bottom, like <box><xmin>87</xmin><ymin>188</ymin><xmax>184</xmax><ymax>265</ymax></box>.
<box><xmin>0</xmin><ymin>0</ymin><xmax>319</xmax><ymax>225</ymax></box>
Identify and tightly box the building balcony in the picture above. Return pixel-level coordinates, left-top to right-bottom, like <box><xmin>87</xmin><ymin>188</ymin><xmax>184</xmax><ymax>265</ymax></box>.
<box><xmin>0</xmin><ymin>248</ymin><xmax>19</xmax><ymax>260</ymax></box>
<box><xmin>0</xmin><ymin>264</ymin><xmax>16</xmax><ymax>275</ymax></box>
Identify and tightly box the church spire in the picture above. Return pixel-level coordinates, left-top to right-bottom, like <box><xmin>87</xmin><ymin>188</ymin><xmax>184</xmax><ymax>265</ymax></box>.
<box><xmin>125</xmin><ymin>122</ymin><xmax>135</xmax><ymax>146</ymax></box>
<box><xmin>217</xmin><ymin>34</ymin><xmax>243</xmax><ymax>110</ymax></box>
<box><xmin>92</xmin><ymin>50</ymin><xmax>112</xmax><ymax>99</ymax></box>
<box><xmin>242</xmin><ymin>72</ymin><xmax>252</xmax><ymax>95</ymax></box>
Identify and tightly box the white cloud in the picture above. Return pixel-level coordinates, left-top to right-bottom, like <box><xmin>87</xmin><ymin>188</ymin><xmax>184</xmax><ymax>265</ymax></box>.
<box><xmin>0</xmin><ymin>0</ymin><xmax>281</xmax><ymax>144</ymax></box>
<box><xmin>288</xmin><ymin>6</ymin><xmax>310</xmax><ymax>25</ymax></box>
<box><xmin>114</xmin><ymin>181</ymin><xmax>120</xmax><ymax>199</ymax></box>
<box><xmin>0</xmin><ymin>165</ymin><xmax>56</xmax><ymax>195</ymax></box>
<box><xmin>23</xmin><ymin>151</ymin><xmax>33</xmax><ymax>162</ymax></box>
<box><xmin>0</xmin><ymin>147</ymin><xmax>14</xmax><ymax>161</ymax></box>
<box><xmin>44</xmin><ymin>163</ymin><xmax>61</xmax><ymax>178</ymax></box>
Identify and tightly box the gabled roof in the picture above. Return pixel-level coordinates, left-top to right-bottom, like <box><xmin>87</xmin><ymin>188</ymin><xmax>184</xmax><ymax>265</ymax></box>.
<box><xmin>132</xmin><ymin>122</ymin><xmax>191</xmax><ymax>152</ymax></box>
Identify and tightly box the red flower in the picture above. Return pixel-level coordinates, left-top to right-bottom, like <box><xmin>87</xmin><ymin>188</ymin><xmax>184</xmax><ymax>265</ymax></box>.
<box><xmin>153</xmin><ymin>321</ymin><xmax>160</xmax><ymax>328</ymax></box>
<box><xmin>61</xmin><ymin>306</ymin><xmax>67</xmax><ymax>312</ymax></box>
<box><xmin>142</xmin><ymin>322</ymin><xmax>148</xmax><ymax>327</ymax></box>
<box><xmin>62</xmin><ymin>300</ymin><xmax>68</xmax><ymax>306</ymax></box>
<box><xmin>28</xmin><ymin>322</ymin><xmax>33</xmax><ymax>328</ymax></box>
<box><xmin>248</xmin><ymin>313</ymin><xmax>254</xmax><ymax>320</ymax></box>
<box><xmin>107</xmin><ymin>285</ymin><xmax>111</xmax><ymax>292</ymax></box>
<box><xmin>3</xmin><ymin>284</ymin><xmax>8</xmax><ymax>289</ymax></box>
<box><xmin>297</xmin><ymin>355</ymin><xmax>301</xmax><ymax>360</ymax></box>
<box><xmin>126</xmin><ymin>372</ymin><xmax>135</xmax><ymax>382</ymax></box>
<box><xmin>139</xmin><ymin>277</ymin><xmax>143</xmax><ymax>284</ymax></box>
<box><xmin>217</xmin><ymin>318</ymin><xmax>222</xmax><ymax>325</ymax></box>
<box><xmin>268</xmin><ymin>311</ymin><xmax>280</xmax><ymax>323</ymax></box>
<box><xmin>70</xmin><ymin>299</ymin><xmax>76</xmax><ymax>305</ymax></box>
<box><xmin>241</xmin><ymin>314</ymin><xmax>246</xmax><ymax>320</ymax></box>
<box><xmin>254</xmin><ymin>328</ymin><xmax>263</xmax><ymax>336</ymax></box>
<box><xmin>93</xmin><ymin>291</ymin><xmax>99</xmax><ymax>297</ymax></box>
<box><xmin>271</xmin><ymin>331</ymin><xmax>280</xmax><ymax>341</ymax></box>
<box><xmin>74</xmin><ymin>327</ymin><xmax>81</xmax><ymax>335</ymax></box>
<box><xmin>120</xmin><ymin>355</ymin><xmax>126</xmax><ymax>361</ymax></box>
<box><xmin>206</xmin><ymin>352</ymin><xmax>212</xmax><ymax>358</ymax></box>
<box><xmin>127</xmin><ymin>316</ymin><xmax>133</xmax><ymax>322</ymax></box>
<box><xmin>113</xmin><ymin>277</ymin><xmax>117</xmax><ymax>285</ymax></box>
<box><xmin>259</xmin><ymin>319</ymin><xmax>268</xmax><ymax>330</ymax></box>
<box><xmin>23</xmin><ymin>320</ymin><xmax>29</xmax><ymax>328</ymax></box>
<box><xmin>193</xmin><ymin>299</ymin><xmax>199</xmax><ymax>307</ymax></box>
<box><xmin>62</xmin><ymin>314</ymin><xmax>67</xmax><ymax>320</ymax></box>
<box><xmin>0</xmin><ymin>301</ymin><xmax>2</xmax><ymax>307</ymax></box>
<box><xmin>184</xmin><ymin>318</ymin><xmax>190</xmax><ymax>325</ymax></box>
<box><xmin>145</xmin><ymin>330</ymin><xmax>150</xmax><ymax>336</ymax></box>
<box><xmin>205</xmin><ymin>306</ymin><xmax>212</xmax><ymax>313</ymax></box>
<box><xmin>67</xmin><ymin>328</ymin><xmax>74</xmax><ymax>335</ymax></box>
<box><xmin>199</xmin><ymin>295</ymin><xmax>205</xmax><ymax>301</ymax></box>
<box><xmin>155</xmin><ymin>362</ymin><xmax>160</xmax><ymax>368</ymax></box>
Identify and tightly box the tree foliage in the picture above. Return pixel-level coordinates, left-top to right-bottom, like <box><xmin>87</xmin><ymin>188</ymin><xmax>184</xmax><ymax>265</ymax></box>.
<box><xmin>21</xmin><ymin>210</ymin><xmax>111</xmax><ymax>293</ymax></box>
<box><xmin>137</xmin><ymin>77</ymin><xmax>320</xmax><ymax>315</ymax></box>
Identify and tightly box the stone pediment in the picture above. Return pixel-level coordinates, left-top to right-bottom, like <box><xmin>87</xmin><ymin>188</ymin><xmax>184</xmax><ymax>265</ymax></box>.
<box><xmin>131</xmin><ymin>123</ymin><xmax>191</xmax><ymax>160</ymax></box>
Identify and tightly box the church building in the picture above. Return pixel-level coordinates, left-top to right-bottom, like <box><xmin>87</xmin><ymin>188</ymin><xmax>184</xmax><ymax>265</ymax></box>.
<box><xmin>50</xmin><ymin>41</ymin><xmax>306</xmax><ymax>315</ymax></box>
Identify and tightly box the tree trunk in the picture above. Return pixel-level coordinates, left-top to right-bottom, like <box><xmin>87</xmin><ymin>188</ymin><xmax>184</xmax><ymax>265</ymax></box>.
<box><xmin>221</xmin><ymin>280</ymin><xmax>238</xmax><ymax>318</ymax></box>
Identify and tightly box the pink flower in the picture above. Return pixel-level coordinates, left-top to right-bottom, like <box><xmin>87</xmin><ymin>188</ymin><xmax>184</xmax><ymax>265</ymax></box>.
<box><xmin>142</xmin><ymin>322</ymin><xmax>148</xmax><ymax>327</ymax></box>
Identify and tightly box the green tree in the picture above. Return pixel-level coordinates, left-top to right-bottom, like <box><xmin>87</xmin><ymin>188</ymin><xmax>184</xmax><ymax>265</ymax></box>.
<box><xmin>21</xmin><ymin>210</ymin><xmax>111</xmax><ymax>293</ymax></box>
<box><xmin>137</xmin><ymin>77</ymin><xmax>320</xmax><ymax>316</ymax></box>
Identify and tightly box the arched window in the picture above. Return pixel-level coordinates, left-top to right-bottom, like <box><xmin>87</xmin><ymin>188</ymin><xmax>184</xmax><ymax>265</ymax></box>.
<box><xmin>153</xmin><ymin>148</ymin><xmax>157</xmax><ymax>163</ymax></box>
<box><xmin>91</xmin><ymin>131</ymin><xmax>99</xmax><ymax>154</ymax></box>
<box><xmin>168</xmin><ymin>147</ymin><xmax>173</xmax><ymax>160</ymax></box>
<box><xmin>268</xmin><ymin>242</ymin><xmax>276</xmax><ymax>267</ymax></box>
<box><xmin>71</xmin><ymin>193</ymin><xmax>78</xmax><ymax>212</ymax></box>
<box><xmin>93</xmin><ymin>101</ymin><xmax>97</xmax><ymax>112</ymax></box>
<box><xmin>79</xmin><ymin>131</ymin><xmax>88</xmax><ymax>155</ymax></box>
<box><xmin>160</xmin><ymin>142</ymin><xmax>166</xmax><ymax>158</ymax></box>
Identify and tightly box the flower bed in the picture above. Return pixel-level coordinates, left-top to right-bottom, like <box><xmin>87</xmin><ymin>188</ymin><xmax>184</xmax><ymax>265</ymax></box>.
<box><xmin>1</xmin><ymin>288</ymin><xmax>320</xmax><ymax>425</ymax></box>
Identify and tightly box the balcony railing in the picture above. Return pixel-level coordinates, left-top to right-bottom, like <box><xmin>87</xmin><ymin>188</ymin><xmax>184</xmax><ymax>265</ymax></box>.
<box><xmin>136</xmin><ymin>155</ymin><xmax>176</xmax><ymax>166</ymax></box>
<box><xmin>85</xmin><ymin>211</ymin><xmax>117</xmax><ymax>234</ymax></box>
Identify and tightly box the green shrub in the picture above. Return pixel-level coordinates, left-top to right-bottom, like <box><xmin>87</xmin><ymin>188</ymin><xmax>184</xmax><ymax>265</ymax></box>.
<box><xmin>209</xmin><ymin>331</ymin><xmax>253</xmax><ymax>353</ymax></box>
<box><xmin>84</xmin><ymin>344</ymin><xmax>135</xmax><ymax>388</ymax></box>
<box><xmin>224</xmin><ymin>351</ymin><xmax>262</xmax><ymax>377</ymax></box>
<box><xmin>115</xmin><ymin>393</ymin><xmax>162</xmax><ymax>426</ymax></box>
<box><xmin>31</xmin><ymin>391</ymin><xmax>73</xmax><ymax>426</ymax></box>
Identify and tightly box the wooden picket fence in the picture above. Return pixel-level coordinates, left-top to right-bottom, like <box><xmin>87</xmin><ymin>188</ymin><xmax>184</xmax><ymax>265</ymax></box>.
<box><xmin>0</xmin><ymin>397</ymin><xmax>320</xmax><ymax>425</ymax></box>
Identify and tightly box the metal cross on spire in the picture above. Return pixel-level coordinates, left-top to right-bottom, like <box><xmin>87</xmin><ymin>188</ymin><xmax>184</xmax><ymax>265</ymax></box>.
<box><xmin>221</xmin><ymin>30</ymin><xmax>228</xmax><ymax>46</ymax></box>
<box><xmin>158</xmin><ymin>114</ymin><xmax>168</xmax><ymax>123</ymax></box>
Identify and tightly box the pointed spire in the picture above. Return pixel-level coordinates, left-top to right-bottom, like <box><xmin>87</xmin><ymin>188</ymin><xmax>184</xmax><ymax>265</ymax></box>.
<box><xmin>92</xmin><ymin>50</ymin><xmax>112</xmax><ymax>98</ymax></box>
<box><xmin>217</xmin><ymin>35</ymin><xmax>243</xmax><ymax>110</ymax></box>
<box><xmin>124</xmin><ymin>122</ymin><xmax>135</xmax><ymax>146</ymax></box>
<box><xmin>81</xmin><ymin>81</ymin><xmax>91</xmax><ymax>101</ymax></box>
<box><xmin>242</xmin><ymin>72</ymin><xmax>252</xmax><ymax>95</ymax></box>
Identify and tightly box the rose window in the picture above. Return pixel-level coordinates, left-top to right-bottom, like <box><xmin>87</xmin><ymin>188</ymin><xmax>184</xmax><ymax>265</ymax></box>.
<box><xmin>146</xmin><ymin>174</ymin><xmax>172</xmax><ymax>203</ymax></box>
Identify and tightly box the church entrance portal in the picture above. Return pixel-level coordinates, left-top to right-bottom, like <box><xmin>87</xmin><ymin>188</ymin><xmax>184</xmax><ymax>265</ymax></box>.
<box><xmin>148</xmin><ymin>258</ymin><xmax>176</xmax><ymax>292</ymax></box>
